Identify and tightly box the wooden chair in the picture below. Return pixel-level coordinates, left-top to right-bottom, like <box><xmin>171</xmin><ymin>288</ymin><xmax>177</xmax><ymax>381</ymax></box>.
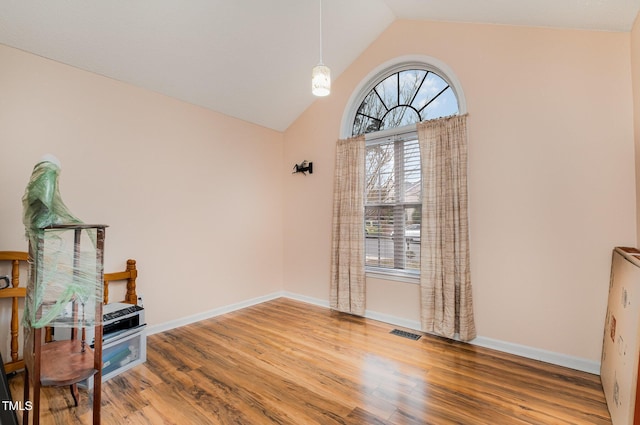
<box><xmin>0</xmin><ymin>252</ymin><xmax>139</xmax><ymax>422</ymax></box>
<box><xmin>0</xmin><ymin>252</ymin><xmax>29</xmax><ymax>374</ymax></box>
<box><xmin>103</xmin><ymin>259</ymin><xmax>138</xmax><ymax>305</ymax></box>
<box><xmin>0</xmin><ymin>253</ymin><xmax>139</xmax><ymax>373</ymax></box>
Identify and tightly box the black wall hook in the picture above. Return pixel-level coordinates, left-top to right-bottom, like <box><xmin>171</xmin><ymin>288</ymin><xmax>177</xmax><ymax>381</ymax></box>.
<box><xmin>292</xmin><ymin>160</ymin><xmax>313</xmax><ymax>175</ymax></box>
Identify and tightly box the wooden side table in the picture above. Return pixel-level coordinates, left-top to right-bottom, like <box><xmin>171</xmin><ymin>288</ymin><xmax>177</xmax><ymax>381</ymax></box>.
<box><xmin>23</xmin><ymin>224</ymin><xmax>106</xmax><ymax>425</ymax></box>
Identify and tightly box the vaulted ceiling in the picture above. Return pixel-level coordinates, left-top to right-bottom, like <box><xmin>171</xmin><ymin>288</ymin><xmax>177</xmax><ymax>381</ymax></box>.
<box><xmin>1</xmin><ymin>0</ymin><xmax>639</xmax><ymax>131</ymax></box>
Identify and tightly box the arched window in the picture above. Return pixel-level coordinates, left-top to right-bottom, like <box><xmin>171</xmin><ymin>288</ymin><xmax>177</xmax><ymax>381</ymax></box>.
<box><xmin>352</xmin><ymin>68</ymin><xmax>459</xmax><ymax>136</ymax></box>
<box><xmin>344</xmin><ymin>57</ymin><xmax>464</xmax><ymax>280</ymax></box>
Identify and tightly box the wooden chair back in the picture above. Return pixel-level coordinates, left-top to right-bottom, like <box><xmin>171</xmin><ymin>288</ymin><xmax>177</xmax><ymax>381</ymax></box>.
<box><xmin>0</xmin><ymin>252</ymin><xmax>138</xmax><ymax>374</ymax></box>
<box><xmin>104</xmin><ymin>259</ymin><xmax>138</xmax><ymax>305</ymax></box>
<box><xmin>0</xmin><ymin>252</ymin><xmax>28</xmax><ymax>374</ymax></box>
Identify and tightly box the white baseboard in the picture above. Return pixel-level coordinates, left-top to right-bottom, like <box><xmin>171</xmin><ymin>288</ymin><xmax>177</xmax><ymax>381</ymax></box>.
<box><xmin>148</xmin><ymin>291</ymin><xmax>601</xmax><ymax>375</ymax></box>
<box><xmin>281</xmin><ymin>292</ymin><xmax>601</xmax><ymax>375</ymax></box>
<box><xmin>281</xmin><ymin>291</ymin><xmax>329</xmax><ymax>308</ymax></box>
<box><xmin>146</xmin><ymin>291</ymin><xmax>283</xmax><ymax>335</ymax></box>
<box><xmin>471</xmin><ymin>336</ymin><xmax>601</xmax><ymax>375</ymax></box>
<box><xmin>364</xmin><ymin>310</ymin><xmax>422</xmax><ymax>331</ymax></box>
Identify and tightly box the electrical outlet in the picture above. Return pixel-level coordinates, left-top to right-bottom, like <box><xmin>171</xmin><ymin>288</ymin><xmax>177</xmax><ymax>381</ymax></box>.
<box><xmin>137</xmin><ymin>294</ymin><xmax>144</xmax><ymax>308</ymax></box>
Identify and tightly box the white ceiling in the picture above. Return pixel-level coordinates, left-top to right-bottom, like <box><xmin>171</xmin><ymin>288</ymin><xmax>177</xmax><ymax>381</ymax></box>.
<box><xmin>1</xmin><ymin>0</ymin><xmax>639</xmax><ymax>131</ymax></box>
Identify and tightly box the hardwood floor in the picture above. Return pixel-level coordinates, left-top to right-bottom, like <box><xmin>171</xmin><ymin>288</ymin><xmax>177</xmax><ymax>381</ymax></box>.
<box><xmin>9</xmin><ymin>298</ymin><xmax>612</xmax><ymax>424</ymax></box>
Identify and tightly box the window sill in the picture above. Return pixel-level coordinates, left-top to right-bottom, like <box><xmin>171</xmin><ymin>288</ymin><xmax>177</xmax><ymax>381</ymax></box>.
<box><xmin>365</xmin><ymin>268</ymin><xmax>420</xmax><ymax>284</ymax></box>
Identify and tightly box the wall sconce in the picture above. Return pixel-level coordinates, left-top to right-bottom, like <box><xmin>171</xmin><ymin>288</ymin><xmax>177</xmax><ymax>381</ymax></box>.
<box><xmin>293</xmin><ymin>160</ymin><xmax>313</xmax><ymax>175</ymax></box>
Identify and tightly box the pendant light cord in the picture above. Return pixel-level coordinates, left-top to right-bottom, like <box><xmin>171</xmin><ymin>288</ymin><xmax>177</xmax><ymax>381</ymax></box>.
<box><xmin>318</xmin><ymin>0</ymin><xmax>323</xmax><ymax>65</ymax></box>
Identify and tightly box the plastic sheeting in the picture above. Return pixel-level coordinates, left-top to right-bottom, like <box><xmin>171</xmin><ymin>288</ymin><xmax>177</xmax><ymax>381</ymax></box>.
<box><xmin>22</xmin><ymin>158</ymin><xmax>104</xmax><ymax>329</ymax></box>
<box><xmin>22</xmin><ymin>158</ymin><xmax>81</xmax><ymax>249</ymax></box>
<box><xmin>24</xmin><ymin>227</ymin><xmax>103</xmax><ymax>329</ymax></box>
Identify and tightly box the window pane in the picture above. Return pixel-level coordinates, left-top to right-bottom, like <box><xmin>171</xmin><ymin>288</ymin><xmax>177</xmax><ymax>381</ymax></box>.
<box><xmin>354</xmin><ymin>65</ymin><xmax>460</xmax><ymax>276</ymax></box>
<box><xmin>353</xmin><ymin>115</ymin><xmax>381</xmax><ymax>136</ymax></box>
<box><xmin>421</xmin><ymin>87</ymin><xmax>459</xmax><ymax>120</ymax></box>
<box><xmin>400</xmin><ymin>70</ymin><xmax>426</xmax><ymax>105</ymax></box>
<box><xmin>357</xmin><ymin>91</ymin><xmax>385</xmax><ymax>117</ymax></box>
<box><xmin>365</xmin><ymin>138</ymin><xmax>421</xmax><ymax>273</ymax></box>
<box><xmin>413</xmin><ymin>73</ymin><xmax>448</xmax><ymax>112</ymax></box>
<box><xmin>352</xmin><ymin>68</ymin><xmax>459</xmax><ymax>137</ymax></box>
<box><xmin>376</xmin><ymin>74</ymin><xmax>399</xmax><ymax>110</ymax></box>
<box><xmin>353</xmin><ymin>91</ymin><xmax>385</xmax><ymax>136</ymax></box>
<box><xmin>403</xmin><ymin>141</ymin><xmax>421</xmax><ymax>202</ymax></box>
<box><xmin>380</xmin><ymin>106</ymin><xmax>421</xmax><ymax>131</ymax></box>
<box><xmin>404</xmin><ymin>212</ymin><xmax>421</xmax><ymax>271</ymax></box>
<box><xmin>365</xmin><ymin>205</ymin><xmax>421</xmax><ymax>271</ymax></box>
<box><xmin>366</xmin><ymin>143</ymin><xmax>395</xmax><ymax>203</ymax></box>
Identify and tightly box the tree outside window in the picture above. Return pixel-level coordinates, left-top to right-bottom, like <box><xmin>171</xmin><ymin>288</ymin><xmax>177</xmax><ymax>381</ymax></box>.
<box><xmin>354</xmin><ymin>68</ymin><xmax>459</xmax><ymax>276</ymax></box>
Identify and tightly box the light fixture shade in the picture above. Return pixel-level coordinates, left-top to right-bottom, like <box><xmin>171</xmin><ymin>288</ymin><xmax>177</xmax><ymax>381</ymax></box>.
<box><xmin>312</xmin><ymin>64</ymin><xmax>331</xmax><ymax>97</ymax></box>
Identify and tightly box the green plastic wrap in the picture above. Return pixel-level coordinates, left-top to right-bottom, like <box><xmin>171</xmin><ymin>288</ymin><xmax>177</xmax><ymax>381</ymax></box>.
<box><xmin>22</xmin><ymin>156</ymin><xmax>81</xmax><ymax>248</ymax></box>
<box><xmin>21</xmin><ymin>157</ymin><xmax>104</xmax><ymax>329</ymax></box>
<box><xmin>24</xmin><ymin>227</ymin><xmax>103</xmax><ymax>329</ymax></box>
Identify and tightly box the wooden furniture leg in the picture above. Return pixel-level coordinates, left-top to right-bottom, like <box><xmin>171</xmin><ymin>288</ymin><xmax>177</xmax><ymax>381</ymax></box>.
<box><xmin>1</xmin><ymin>249</ymin><xmax>136</xmax><ymax>425</ymax></box>
<box><xmin>22</xmin><ymin>366</ymin><xmax>29</xmax><ymax>425</ymax></box>
<box><xmin>70</xmin><ymin>383</ymin><xmax>79</xmax><ymax>406</ymax></box>
<box><xmin>31</xmin><ymin>328</ymin><xmax>42</xmax><ymax>425</ymax></box>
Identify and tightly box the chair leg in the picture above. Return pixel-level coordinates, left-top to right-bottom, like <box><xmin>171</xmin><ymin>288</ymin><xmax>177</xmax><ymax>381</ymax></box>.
<box><xmin>32</xmin><ymin>374</ymin><xmax>40</xmax><ymax>425</ymax></box>
<box><xmin>22</xmin><ymin>368</ymin><xmax>29</xmax><ymax>425</ymax></box>
<box><xmin>69</xmin><ymin>383</ymin><xmax>79</xmax><ymax>406</ymax></box>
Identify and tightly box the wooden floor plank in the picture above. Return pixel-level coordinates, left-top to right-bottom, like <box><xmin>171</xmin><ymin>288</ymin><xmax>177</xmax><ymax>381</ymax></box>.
<box><xmin>9</xmin><ymin>298</ymin><xmax>611</xmax><ymax>424</ymax></box>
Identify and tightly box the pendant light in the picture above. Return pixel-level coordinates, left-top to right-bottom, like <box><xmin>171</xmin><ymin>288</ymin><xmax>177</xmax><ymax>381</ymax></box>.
<box><xmin>312</xmin><ymin>0</ymin><xmax>330</xmax><ymax>96</ymax></box>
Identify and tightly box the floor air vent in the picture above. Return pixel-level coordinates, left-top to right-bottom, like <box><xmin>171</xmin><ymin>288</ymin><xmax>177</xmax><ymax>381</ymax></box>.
<box><xmin>390</xmin><ymin>329</ymin><xmax>421</xmax><ymax>340</ymax></box>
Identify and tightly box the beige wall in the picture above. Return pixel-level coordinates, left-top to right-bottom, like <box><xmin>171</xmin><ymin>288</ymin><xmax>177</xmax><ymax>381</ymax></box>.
<box><xmin>1</xmin><ymin>17</ymin><xmax>637</xmax><ymax>367</ymax></box>
<box><xmin>633</xmin><ymin>15</ymin><xmax>640</xmax><ymax>245</ymax></box>
<box><xmin>0</xmin><ymin>44</ymin><xmax>284</xmax><ymax>328</ymax></box>
<box><xmin>283</xmin><ymin>20</ymin><xmax>636</xmax><ymax>363</ymax></box>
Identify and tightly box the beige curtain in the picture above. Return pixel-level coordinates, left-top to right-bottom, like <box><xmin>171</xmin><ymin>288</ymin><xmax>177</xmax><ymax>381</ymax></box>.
<box><xmin>418</xmin><ymin>114</ymin><xmax>476</xmax><ymax>341</ymax></box>
<box><xmin>330</xmin><ymin>135</ymin><xmax>366</xmax><ymax>315</ymax></box>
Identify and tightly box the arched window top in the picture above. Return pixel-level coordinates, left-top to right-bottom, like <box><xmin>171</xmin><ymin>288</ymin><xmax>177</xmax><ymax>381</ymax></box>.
<box><xmin>352</xmin><ymin>69</ymin><xmax>458</xmax><ymax>136</ymax></box>
<box><xmin>342</xmin><ymin>56</ymin><xmax>466</xmax><ymax>138</ymax></box>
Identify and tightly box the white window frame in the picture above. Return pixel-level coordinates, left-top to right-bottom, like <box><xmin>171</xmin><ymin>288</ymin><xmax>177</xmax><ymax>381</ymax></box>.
<box><xmin>365</xmin><ymin>128</ymin><xmax>421</xmax><ymax>284</ymax></box>
<box><xmin>340</xmin><ymin>55</ymin><xmax>467</xmax><ymax>139</ymax></box>
<box><xmin>342</xmin><ymin>55</ymin><xmax>467</xmax><ymax>283</ymax></box>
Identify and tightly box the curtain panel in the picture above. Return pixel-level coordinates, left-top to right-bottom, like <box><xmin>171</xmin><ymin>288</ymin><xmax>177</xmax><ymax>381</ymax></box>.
<box><xmin>418</xmin><ymin>114</ymin><xmax>476</xmax><ymax>341</ymax></box>
<box><xmin>330</xmin><ymin>135</ymin><xmax>366</xmax><ymax>316</ymax></box>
